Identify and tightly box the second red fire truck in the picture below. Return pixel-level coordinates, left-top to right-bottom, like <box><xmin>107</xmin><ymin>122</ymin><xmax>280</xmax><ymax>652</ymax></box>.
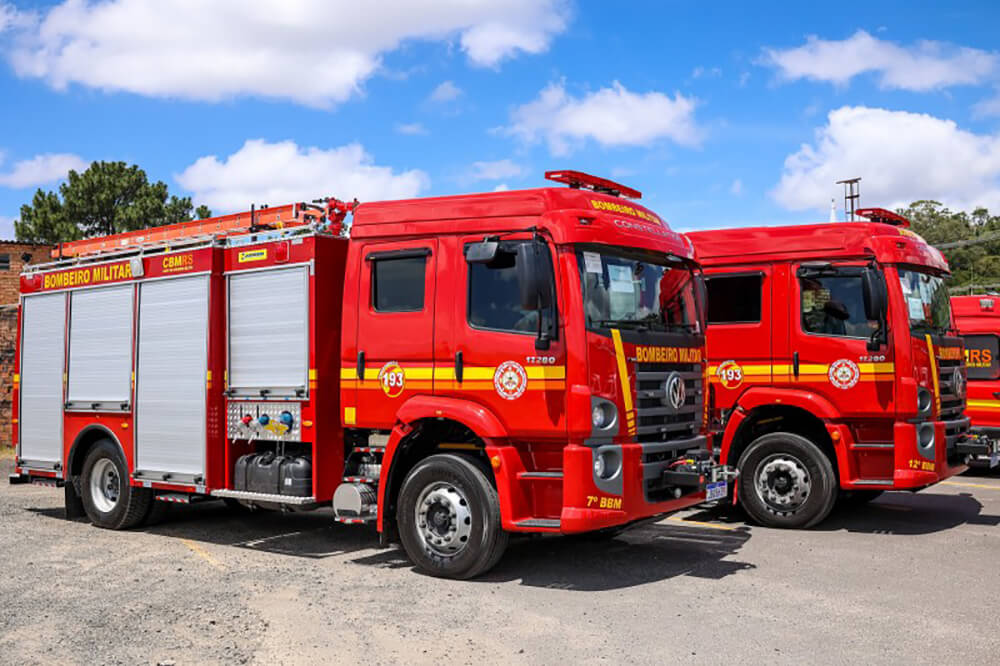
<box><xmin>688</xmin><ymin>208</ymin><xmax>994</xmax><ymax>529</ymax></box>
<box><xmin>951</xmin><ymin>294</ymin><xmax>1000</xmax><ymax>467</ymax></box>
<box><xmin>9</xmin><ymin>171</ymin><xmax>731</xmax><ymax>578</ymax></box>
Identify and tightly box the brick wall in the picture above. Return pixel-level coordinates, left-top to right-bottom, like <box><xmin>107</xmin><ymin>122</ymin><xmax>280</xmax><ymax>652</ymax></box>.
<box><xmin>0</xmin><ymin>243</ymin><xmax>55</xmax><ymax>449</ymax></box>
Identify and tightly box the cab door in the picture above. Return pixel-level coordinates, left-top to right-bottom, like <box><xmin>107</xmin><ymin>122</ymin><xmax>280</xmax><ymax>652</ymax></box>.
<box><xmin>353</xmin><ymin>240</ymin><xmax>437</xmax><ymax>428</ymax></box>
<box><xmin>789</xmin><ymin>262</ymin><xmax>893</xmax><ymax>419</ymax></box>
<box><xmin>436</xmin><ymin>235</ymin><xmax>567</xmax><ymax>439</ymax></box>
<box><xmin>704</xmin><ymin>266</ymin><xmax>773</xmax><ymax>415</ymax></box>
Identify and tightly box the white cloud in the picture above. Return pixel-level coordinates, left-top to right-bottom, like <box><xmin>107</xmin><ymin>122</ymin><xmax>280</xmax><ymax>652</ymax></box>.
<box><xmin>772</xmin><ymin>106</ymin><xmax>1000</xmax><ymax>213</ymax></box>
<box><xmin>468</xmin><ymin>158</ymin><xmax>524</xmax><ymax>181</ymax></box>
<box><xmin>974</xmin><ymin>91</ymin><xmax>1000</xmax><ymax>118</ymax></box>
<box><xmin>4</xmin><ymin>0</ymin><xmax>568</xmax><ymax>108</ymax></box>
<box><xmin>395</xmin><ymin>122</ymin><xmax>428</xmax><ymax>135</ymax></box>
<box><xmin>493</xmin><ymin>183</ymin><xmax>510</xmax><ymax>192</ymax></box>
<box><xmin>691</xmin><ymin>66</ymin><xmax>721</xmax><ymax>79</ymax></box>
<box><xmin>730</xmin><ymin>178</ymin><xmax>743</xmax><ymax>196</ymax></box>
<box><xmin>760</xmin><ymin>30</ymin><xmax>999</xmax><ymax>91</ymax></box>
<box><xmin>506</xmin><ymin>81</ymin><xmax>701</xmax><ymax>156</ymax></box>
<box><xmin>175</xmin><ymin>139</ymin><xmax>429</xmax><ymax>212</ymax></box>
<box><xmin>429</xmin><ymin>80</ymin><xmax>463</xmax><ymax>103</ymax></box>
<box><xmin>0</xmin><ymin>152</ymin><xmax>87</xmax><ymax>188</ymax></box>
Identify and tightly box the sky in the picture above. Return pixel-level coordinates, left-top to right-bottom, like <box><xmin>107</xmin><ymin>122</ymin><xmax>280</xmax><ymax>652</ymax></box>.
<box><xmin>0</xmin><ymin>0</ymin><xmax>999</xmax><ymax>239</ymax></box>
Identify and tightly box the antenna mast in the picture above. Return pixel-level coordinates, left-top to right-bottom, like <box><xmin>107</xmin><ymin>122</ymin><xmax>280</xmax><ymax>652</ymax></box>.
<box><xmin>836</xmin><ymin>177</ymin><xmax>861</xmax><ymax>221</ymax></box>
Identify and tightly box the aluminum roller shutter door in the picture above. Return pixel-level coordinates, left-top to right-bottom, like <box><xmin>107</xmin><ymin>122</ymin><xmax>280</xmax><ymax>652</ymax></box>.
<box><xmin>67</xmin><ymin>284</ymin><xmax>133</xmax><ymax>408</ymax></box>
<box><xmin>136</xmin><ymin>275</ymin><xmax>209</xmax><ymax>478</ymax></box>
<box><xmin>228</xmin><ymin>267</ymin><xmax>308</xmax><ymax>395</ymax></box>
<box><xmin>19</xmin><ymin>293</ymin><xmax>66</xmax><ymax>466</ymax></box>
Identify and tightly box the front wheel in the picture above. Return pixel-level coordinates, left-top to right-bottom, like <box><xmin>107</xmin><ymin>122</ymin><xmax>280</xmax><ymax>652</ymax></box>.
<box><xmin>737</xmin><ymin>432</ymin><xmax>837</xmax><ymax>529</ymax></box>
<box><xmin>80</xmin><ymin>439</ymin><xmax>152</xmax><ymax>529</ymax></box>
<box><xmin>397</xmin><ymin>454</ymin><xmax>508</xmax><ymax>579</ymax></box>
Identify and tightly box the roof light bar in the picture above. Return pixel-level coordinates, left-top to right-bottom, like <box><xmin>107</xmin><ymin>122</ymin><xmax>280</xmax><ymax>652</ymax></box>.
<box><xmin>544</xmin><ymin>170</ymin><xmax>642</xmax><ymax>199</ymax></box>
<box><xmin>855</xmin><ymin>207</ymin><xmax>910</xmax><ymax>228</ymax></box>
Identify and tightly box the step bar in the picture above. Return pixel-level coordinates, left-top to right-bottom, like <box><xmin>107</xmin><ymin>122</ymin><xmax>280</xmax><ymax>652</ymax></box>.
<box><xmin>211</xmin><ymin>489</ymin><xmax>317</xmax><ymax>505</ymax></box>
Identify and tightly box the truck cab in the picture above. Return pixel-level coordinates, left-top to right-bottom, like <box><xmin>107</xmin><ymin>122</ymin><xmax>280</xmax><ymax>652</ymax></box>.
<box><xmin>688</xmin><ymin>208</ymin><xmax>986</xmax><ymax>529</ymax></box>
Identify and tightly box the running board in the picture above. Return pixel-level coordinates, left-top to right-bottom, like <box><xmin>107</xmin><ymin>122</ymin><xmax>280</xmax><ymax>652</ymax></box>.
<box><xmin>518</xmin><ymin>471</ymin><xmax>563</xmax><ymax>480</ymax></box>
<box><xmin>513</xmin><ymin>518</ymin><xmax>561</xmax><ymax>529</ymax></box>
<box><xmin>155</xmin><ymin>493</ymin><xmax>215</xmax><ymax>504</ymax></box>
<box><xmin>852</xmin><ymin>479</ymin><xmax>894</xmax><ymax>486</ymax></box>
<box><xmin>211</xmin><ymin>489</ymin><xmax>317</xmax><ymax>505</ymax></box>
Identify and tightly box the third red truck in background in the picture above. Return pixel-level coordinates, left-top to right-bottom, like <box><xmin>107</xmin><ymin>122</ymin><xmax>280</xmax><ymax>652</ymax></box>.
<box><xmin>951</xmin><ymin>294</ymin><xmax>1000</xmax><ymax>467</ymax></box>
<box><xmin>688</xmin><ymin>208</ymin><xmax>995</xmax><ymax>529</ymax></box>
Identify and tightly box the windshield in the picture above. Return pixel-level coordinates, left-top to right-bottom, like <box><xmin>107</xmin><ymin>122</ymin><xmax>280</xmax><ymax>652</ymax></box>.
<box><xmin>576</xmin><ymin>246</ymin><xmax>702</xmax><ymax>333</ymax></box>
<box><xmin>897</xmin><ymin>268</ymin><xmax>951</xmax><ymax>334</ymax></box>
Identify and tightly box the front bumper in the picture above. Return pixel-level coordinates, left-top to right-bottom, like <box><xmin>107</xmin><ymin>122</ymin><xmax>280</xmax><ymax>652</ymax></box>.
<box><xmin>559</xmin><ymin>437</ymin><xmax>736</xmax><ymax>533</ymax></box>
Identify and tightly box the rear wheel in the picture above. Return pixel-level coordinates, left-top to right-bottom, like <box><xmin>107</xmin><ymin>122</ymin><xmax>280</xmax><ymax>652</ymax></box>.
<box><xmin>397</xmin><ymin>454</ymin><xmax>508</xmax><ymax>579</ymax></box>
<box><xmin>80</xmin><ymin>439</ymin><xmax>152</xmax><ymax>529</ymax></box>
<box><xmin>737</xmin><ymin>432</ymin><xmax>837</xmax><ymax>529</ymax></box>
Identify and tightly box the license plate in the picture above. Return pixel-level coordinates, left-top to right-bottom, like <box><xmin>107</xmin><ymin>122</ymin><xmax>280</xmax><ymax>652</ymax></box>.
<box><xmin>705</xmin><ymin>480</ymin><xmax>727</xmax><ymax>502</ymax></box>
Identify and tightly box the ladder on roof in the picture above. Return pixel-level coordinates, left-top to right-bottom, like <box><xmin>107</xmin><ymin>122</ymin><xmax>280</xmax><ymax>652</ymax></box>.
<box><xmin>49</xmin><ymin>197</ymin><xmax>358</xmax><ymax>260</ymax></box>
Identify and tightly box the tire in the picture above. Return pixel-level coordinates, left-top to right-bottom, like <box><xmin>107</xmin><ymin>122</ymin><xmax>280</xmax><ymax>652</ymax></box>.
<box><xmin>397</xmin><ymin>454</ymin><xmax>508</xmax><ymax>579</ymax></box>
<box><xmin>80</xmin><ymin>439</ymin><xmax>152</xmax><ymax>529</ymax></box>
<box><xmin>736</xmin><ymin>432</ymin><xmax>837</xmax><ymax>529</ymax></box>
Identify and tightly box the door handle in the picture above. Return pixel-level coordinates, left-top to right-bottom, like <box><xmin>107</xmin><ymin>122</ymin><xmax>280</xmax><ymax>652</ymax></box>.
<box><xmin>455</xmin><ymin>351</ymin><xmax>464</xmax><ymax>383</ymax></box>
<box><xmin>992</xmin><ymin>391</ymin><xmax>1000</xmax><ymax>400</ymax></box>
<box><xmin>793</xmin><ymin>351</ymin><xmax>800</xmax><ymax>379</ymax></box>
<box><xmin>356</xmin><ymin>351</ymin><xmax>365</xmax><ymax>381</ymax></box>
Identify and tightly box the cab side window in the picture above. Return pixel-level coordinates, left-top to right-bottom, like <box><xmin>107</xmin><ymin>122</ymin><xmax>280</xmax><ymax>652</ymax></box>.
<box><xmin>372</xmin><ymin>254</ymin><xmax>426</xmax><ymax>312</ymax></box>
<box><xmin>706</xmin><ymin>274</ymin><xmax>762</xmax><ymax>324</ymax></box>
<box><xmin>799</xmin><ymin>273</ymin><xmax>874</xmax><ymax>338</ymax></box>
<box><xmin>466</xmin><ymin>241</ymin><xmax>555</xmax><ymax>336</ymax></box>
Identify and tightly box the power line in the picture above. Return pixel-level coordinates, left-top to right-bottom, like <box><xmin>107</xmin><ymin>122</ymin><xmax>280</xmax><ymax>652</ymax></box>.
<box><xmin>936</xmin><ymin>230</ymin><xmax>1000</xmax><ymax>249</ymax></box>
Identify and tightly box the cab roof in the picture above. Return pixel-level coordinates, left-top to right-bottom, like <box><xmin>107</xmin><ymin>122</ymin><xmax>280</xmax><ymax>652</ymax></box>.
<box><xmin>687</xmin><ymin>222</ymin><xmax>949</xmax><ymax>273</ymax></box>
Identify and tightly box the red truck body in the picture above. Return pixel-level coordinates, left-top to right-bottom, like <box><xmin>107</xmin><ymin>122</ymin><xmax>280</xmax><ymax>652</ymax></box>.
<box><xmin>951</xmin><ymin>295</ymin><xmax>1000</xmax><ymax>464</ymax></box>
<box><xmin>11</xmin><ymin>173</ymin><xmax>729</xmax><ymax>578</ymax></box>
<box><xmin>687</xmin><ymin>216</ymin><xmax>984</xmax><ymax>528</ymax></box>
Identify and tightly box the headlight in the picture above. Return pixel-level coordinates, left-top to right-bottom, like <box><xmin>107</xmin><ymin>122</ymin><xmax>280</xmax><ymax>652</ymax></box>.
<box><xmin>593</xmin><ymin>448</ymin><xmax>621</xmax><ymax>480</ymax></box>
<box><xmin>591</xmin><ymin>401</ymin><xmax>617</xmax><ymax>430</ymax></box>
<box><xmin>917</xmin><ymin>387</ymin><xmax>933</xmax><ymax>415</ymax></box>
<box><xmin>917</xmin><ymin>422</ymin><xmax>935</xmax><ymax>458</ymax></box>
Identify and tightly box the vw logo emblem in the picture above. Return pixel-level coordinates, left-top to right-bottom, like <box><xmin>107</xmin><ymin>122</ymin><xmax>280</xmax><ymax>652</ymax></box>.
<box><xmin>952</xmin><ymin>367</ymin><xmax>965</xmax><ymax>399</ymax></box>
<box><xmin>664</xmin><ymin>372</ymin><xmax>686</xmax><ymax>411</ymax></box>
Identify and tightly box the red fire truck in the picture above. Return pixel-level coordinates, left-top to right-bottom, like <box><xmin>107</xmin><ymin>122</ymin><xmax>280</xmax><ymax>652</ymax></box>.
<box><xmin>687</xmin><ymin>208</ymin><xmax>993</xmax><ymax>529</ymax></box>
<box><xmin>9</xmin><ymin>171</ymin><xmax>731</xmax><ymax>578</ymax></box>
<box><xmin>951</xmin><ymin>294</ymin><xmax>1000</xmax><ymax>467</ymax></box>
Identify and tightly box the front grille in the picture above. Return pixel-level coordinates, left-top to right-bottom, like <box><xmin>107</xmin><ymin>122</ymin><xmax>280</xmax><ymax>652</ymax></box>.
<box><xmin>634</xmin><ymin>361</ymin><xmax>702</xmax><ymax>444</ymax></box>
<box><xmin>936</xmin><ymin>354</ymin><xmax>966</xmax><ymax>422</ymax></box>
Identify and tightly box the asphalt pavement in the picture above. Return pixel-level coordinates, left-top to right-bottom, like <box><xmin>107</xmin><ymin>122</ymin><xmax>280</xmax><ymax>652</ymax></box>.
<box><xmin>2</xmin><ymin>451</ymin><xmax>998</xmax><ymax>665</ymax></box>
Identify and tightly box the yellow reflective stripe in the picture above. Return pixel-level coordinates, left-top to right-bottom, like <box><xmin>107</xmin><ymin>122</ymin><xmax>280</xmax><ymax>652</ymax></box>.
<box><xmin>341</xmin><ymin>367</ymin><xmax>357</xmax><ymax>380</ymax></box>
<box><xmin>344</xmin><ymin>407</ymin><xmax>356</xmax><ymax>425</ymax></box>
<box><xmin>309</xmin><ymin>368</ymin><xmax>317</xmax><ymax>380</ymax></box>
<box><xmin>926</xmin><ymin>335</ymin><xmax>941</xmax><ymax>414</ymax></box>
<box><xmin>526</xmin><ymin>366</ymin><xmax>566</xmax><ymax>380</ymax></box>
<box><xmin>611</xmin><ymin>329</ymin><xmax>636</xmax><ymax>435</ymax></box>
<box><xmin>967</xmin><ymin>399</ymin><xmax>1000</xmax><ymax>410</ymax></box>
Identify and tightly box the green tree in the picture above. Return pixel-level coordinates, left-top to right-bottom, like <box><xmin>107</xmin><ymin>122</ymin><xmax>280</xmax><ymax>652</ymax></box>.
<box><xmin>14</xmin><ymin>161</ymin><xmax>210</xmax><ymax>244</ymax></box>
<box><xmin>900</xmin><ymin>200</ymin><xmax>1000</xmax><ymax>292</ymax></box>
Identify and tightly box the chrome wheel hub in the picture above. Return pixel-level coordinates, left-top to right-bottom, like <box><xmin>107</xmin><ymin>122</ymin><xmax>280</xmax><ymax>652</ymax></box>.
<box><xmin>754</xmin><ymin>454</ymin><xmax>811</xmax><ymax>515</ymax></box>
<box><xmin>89</xmin><ymin>458</ymin><xmax>121</xmax><ymax>514</ymax></box>
<box><xmin>414</xmin><ymin>482</ymin><xmax>473</xmax><ymax>557</ymax></box>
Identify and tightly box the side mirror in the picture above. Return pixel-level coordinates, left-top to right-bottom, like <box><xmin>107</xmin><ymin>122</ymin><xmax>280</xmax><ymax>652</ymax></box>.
<box><xmin>466</xmin><ymin>240</ymin><xmax>499</xmax><ymax>264</ymax></box>
<box><xmin>862</xmin><ymin>267</ymin><xmax>887</xmax><ymax>321</ymax></box>
<box><xmin>516</xmin><ymin>242</ymin><xmax>552</xmax><ymax>311</ymax></box>
<box><xmin>862</xmin><ymin>266</ymin><xmax>888</xmax><ymax>351</ymax></box>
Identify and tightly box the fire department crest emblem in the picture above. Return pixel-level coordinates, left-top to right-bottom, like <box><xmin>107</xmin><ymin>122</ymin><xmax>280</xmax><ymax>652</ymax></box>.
<box><xmin>828</xmin><ymin>359</ymin><xmax>860</xmax><ymax>390</ymax></box>
<box><xmin>494</xmin><ymin>361</ymin><xmax>528</xmax><ymax>400</ymax></box>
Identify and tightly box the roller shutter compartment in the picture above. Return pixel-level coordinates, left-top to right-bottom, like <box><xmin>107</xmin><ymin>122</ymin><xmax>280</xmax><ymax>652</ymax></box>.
<box><xmin>135</xmin><ymin>275</ymin><xmax>210</xmax><ymax>481</ymax></box>
<box><xmin>18</xmin><ymin>292</ymin><xmax>67</xmax><ymax>468</ymax></box>
<box><xmin>228</xmin><ymin>267</ymin><xmax>309</xmax><ymax>397</ymax></box>
<box><xmin>67</xmin><ymin>284</ymin><xmax>133</xmax><ymax>410</ymax></box>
